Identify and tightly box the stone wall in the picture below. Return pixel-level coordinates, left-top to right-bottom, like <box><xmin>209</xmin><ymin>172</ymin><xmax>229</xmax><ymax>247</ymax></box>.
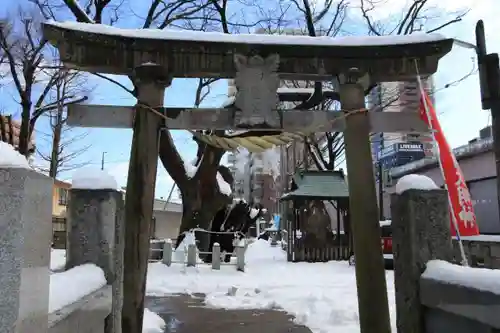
<box><xmin>0</xmin><ymin>161</ymin><xmax>122</xmax><ymax>333</ymax></box>
<box><xmin>420</xmin><ymin>276</ymin><xmax>500</xmax><ymax>333</ymax></box>
<box><xmin>391</xmin><ymin>175</ymin><xmax>500</xmax><ymax>333</ymax></box>
<box><xmin>48</xmin><ymin>286</ymin><xmax>112</xmax><ymax>333</ymax></box>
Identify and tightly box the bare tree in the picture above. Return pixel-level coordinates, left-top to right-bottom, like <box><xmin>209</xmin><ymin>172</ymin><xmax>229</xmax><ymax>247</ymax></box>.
<box><xmin>0</xmin><ymin>7</ymin><xmax>87</xmax><ymax>157</ymax></box>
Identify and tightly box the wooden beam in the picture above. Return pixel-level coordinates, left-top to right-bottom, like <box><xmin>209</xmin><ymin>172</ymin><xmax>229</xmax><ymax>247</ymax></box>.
<box><xmin>121</xmin><ymin>66</ymin><xmax>170</xmax><ymax>333</ymax></box>
<box><xmin>67</xmin><ymin>104</ymin><xmax>430</xmax><ymax>133</ymax></box>
<box><xmin>341</xmin><ymin>81</ymin><xmax>392</xmax><ymax>333</ymax></box>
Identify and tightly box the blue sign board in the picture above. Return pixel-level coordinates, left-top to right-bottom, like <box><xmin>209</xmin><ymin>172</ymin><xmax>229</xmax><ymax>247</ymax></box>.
<box><xmin>376</xmin><ymin>142</ymin><xmax>425</xmax><ymax>169</ymax></box>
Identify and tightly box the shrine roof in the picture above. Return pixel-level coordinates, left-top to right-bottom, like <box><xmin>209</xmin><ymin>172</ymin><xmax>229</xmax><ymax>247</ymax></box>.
<box><xmin>43</xmin><ymin>21</ymin><xmax>454</xmax><ymax>80</ymax></box>
<box><xmin>45</xmin><ymin>21</ymin><xmax>447</xmax><ymax>47</ymax></box>
<box><xmin>280</xmin><ymin>170</ymin><xmax>349</xmax><ymax>201</ymax></box>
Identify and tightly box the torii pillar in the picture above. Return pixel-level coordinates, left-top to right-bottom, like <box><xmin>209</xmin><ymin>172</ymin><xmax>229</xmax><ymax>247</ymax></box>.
<box><xmin>341</xmin><ymin>68</ymin><xmax>392</xmax><ymax>333</ymax></box>
<box><xmin>121</xmin><ymin>65</ymin><xmax>171</xmax><ymax>333</ymax></box>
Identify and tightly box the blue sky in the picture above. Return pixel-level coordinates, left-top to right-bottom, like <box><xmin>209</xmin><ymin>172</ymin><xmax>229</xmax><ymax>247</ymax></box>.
<box><xmin>1</xmin><ymin>0</ymin><xmax>499</xmax><ymax>201</ymax></box>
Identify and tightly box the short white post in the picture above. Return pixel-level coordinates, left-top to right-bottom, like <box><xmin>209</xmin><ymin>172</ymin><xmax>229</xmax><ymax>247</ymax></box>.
<box><xmin>162</xmin><ymin>240</ymin><xmax>172</xmax><ymax>267</ymax></box>
<box><xmin>187</xmin><ymin>244</ymin><xmax>197</xmax><ymax>267</ymax></box>
<box><xmin>212</xmin><ymin>243</ymin><xmax>221</xmax><ymax>270</ymax></box>
<box><xmin>236</xmin><ymin>246</ymin><xmax>245</xmax><ymax>272</ymax></box>
<box><xmin>256</xmin><ymin>218</ymin><xmax>261</xmax><ymax>237</ymax></box>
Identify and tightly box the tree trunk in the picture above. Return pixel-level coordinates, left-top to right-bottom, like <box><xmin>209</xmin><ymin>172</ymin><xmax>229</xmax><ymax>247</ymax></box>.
<box><xmin>177</xmin><ymin>178</ymin><xmax>231</xmax><ymax>252</ymax></box>
<box><xmin>49</xmin><ymin>99</ymin><xmax>64</xmax><ymax>178</ymax></box>
<box><xmin>18</xmin><ymin>103</ymin><xmax>31</xmax><ymax>157</ymax></box>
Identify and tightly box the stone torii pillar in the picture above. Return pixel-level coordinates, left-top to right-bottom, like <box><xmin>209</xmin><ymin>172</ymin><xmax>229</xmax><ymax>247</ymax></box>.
<box><xmin>121</xmin><ymin>65</ymin><xmax>171</xmax><ymax>333</ymax></box>
<box><xmin>341</xmin><ymin>68</ymin><xmax>391</xmax><ymax>333</ymax></box>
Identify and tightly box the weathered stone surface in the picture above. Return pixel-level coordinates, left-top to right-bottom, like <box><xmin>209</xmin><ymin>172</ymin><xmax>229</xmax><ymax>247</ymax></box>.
<box><xmin>420</xmin><ymin>277</ymin><xmax>500</xmax><ymax>331</ymax></box>
<box><xmin>391</xmin><ymin>188</ymin><xmax>453</xmax><ymax>333</ymax></box>
<box><xmin>233</xmin><ymin>54</ymin><xmax>280</xmax><ymax>128</ymax></box>
<box><xmin>0</xmin><ymin>167</ymin><xmax>52</xmax><ymax>333</ymax></box>
<box><xmin>67</xmin><ymin>189</ymin><xmax>124</xmax><ymax>333</ymax></box>
<box><xmin>49</xmin><ymin>286</ymin><xmax>112</xmax><ymax>333</ymax></box>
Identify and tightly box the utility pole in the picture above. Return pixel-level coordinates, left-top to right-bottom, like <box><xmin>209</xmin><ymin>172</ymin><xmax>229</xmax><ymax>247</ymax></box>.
<box><xmin>378</xmin><ymin>161</ymin><xmax>385</xmax><ymax>220</ymax></box>
<box><xmin>101</xmin><ymin>151</ymin><xmax>106</xmax><ymax>170</ymax></box>
<box><xmin>476</xmin><ymin>20</ymin><xmax>500</xmax><ymax>223</ymax></box>
<box><xmin>378</xmin><ymin>136</ymin><xmax>385</xmax><ymax>221</ymax></box>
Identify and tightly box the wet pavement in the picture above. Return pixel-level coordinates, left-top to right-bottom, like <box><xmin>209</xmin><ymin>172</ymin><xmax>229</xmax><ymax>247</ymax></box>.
<box><xmin>145</xmin><ymin>294</ymin><xmax>312</xmax><ymax>333</ymax></box>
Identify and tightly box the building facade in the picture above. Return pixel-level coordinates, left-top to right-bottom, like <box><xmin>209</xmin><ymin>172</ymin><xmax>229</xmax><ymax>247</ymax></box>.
<box><xmin>369</xmin><ymin>78</ymin><xmax>435</xmax><ymax>169</ymax></box>
<box><xmin>385</xmin><ymin>126</ymin><xmax>500</xmax><ymax>234</ymax></box>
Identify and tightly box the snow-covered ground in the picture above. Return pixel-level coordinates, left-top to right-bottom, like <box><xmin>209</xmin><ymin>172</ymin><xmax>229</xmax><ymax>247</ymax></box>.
<box><xmin>146</xmin><ymin>239</ymin><xmax>397</xmax><ymax>333</ymax></box>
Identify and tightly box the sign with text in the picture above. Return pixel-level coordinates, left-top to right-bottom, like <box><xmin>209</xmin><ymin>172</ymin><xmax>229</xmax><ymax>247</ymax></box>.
<box><xmin>397</xmin><ymin>143</ymin><xmax>424</xmax><ymax>152</ymax></box>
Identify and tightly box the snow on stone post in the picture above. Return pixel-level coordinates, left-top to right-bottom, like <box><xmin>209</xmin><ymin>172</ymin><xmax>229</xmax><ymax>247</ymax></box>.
<box><xmin>0</xmin><ymin>142</ymin><xmax>52</xmax><ymax>333</ymax></box>
<box><xmin>391</xmin><ymin>174</ymin><xmax>454</xmax><ymax>333</ymax></box>
<box><xmin>67</xmin><ymin>168</ymin><xmax>124</xmax><ymax>333</ymax></box>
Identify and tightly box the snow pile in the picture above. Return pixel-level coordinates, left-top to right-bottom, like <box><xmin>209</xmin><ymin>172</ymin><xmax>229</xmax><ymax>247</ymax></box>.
<box><xmin>423</xmin><ymin>260</ymin><xmax>500</xmax><ymax>294</ymax></box>
<box><xmin>49</xmin><ymin>264</ymin><xmax>107</xmax><ymax>313</ymax></box>
<box><xmin>244</xmin><ymin>239</ymin><xmax>286</xmax><ymax>264</ymax></box>
<box><xmin>50</xmin><ymin>249</ymin><xmax>67</xmax><ymax>271</ymax></box>
<box><xmin>143</xmin><ymin>308</ymin><xmax>166</xmax><ymax>333</ymax></box>
<box><xmin>395</xmin><ymin>174</ymin><xmax>438</xmax><ymax>194</ymax></box>
<box><xmin>172</xmin><ymin>231</ymin><xmax>203</xmax><ymax>264</ymax></box>
<box><xmin>72</xmin><ymin>168</ymin><xmax>118</xmax><ymax>190</ymax></box>
<box><xmin>0</xmin><ymin>141</ymin><xmax>30</xmax><ymax>169</ymax></box>
<box><xmin>147</xmin><ymin>239</ymin><xmax>397</xmax><ymax>333</ymax></box>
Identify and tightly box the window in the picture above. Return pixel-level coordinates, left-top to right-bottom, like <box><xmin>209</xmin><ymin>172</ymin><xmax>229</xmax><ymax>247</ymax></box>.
<box><xmin>58</xmin><ymin>188</ymin><xmax>68</xmax><ymax>206</ymax></box>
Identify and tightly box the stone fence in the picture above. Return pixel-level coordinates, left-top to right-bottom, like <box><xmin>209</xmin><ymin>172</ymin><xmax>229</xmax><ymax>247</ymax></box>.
<box><xmin>149</xmin><ymin>238</ymin><xmax>246</xmax><ymax>271</ymax></box>
<box><xmin>391</xmin><ymin>175</ymin><xmax>500</xmax><ymax>333</ymax></box>
<box><xmin>452</xmin><ymin>236</ymin><xmax>500</xmax><ymax>269</ymax></box>
<box><xmin>0</xmin><ymin>163</ymin><xmax>122</xmax><ymax>333</ymax></box>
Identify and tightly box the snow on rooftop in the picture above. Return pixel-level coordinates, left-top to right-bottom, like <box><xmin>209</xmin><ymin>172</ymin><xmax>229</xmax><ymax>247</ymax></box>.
<box><xmin>72</xmin><ymin>168</ymin><xmax>118</xmax><ymax>190</ymax></box>
<box><xmin>423</xmin><ymin>260</ymin><xmax>500</xmax><ymax>295</ymax></box>
<box><xmin>47</xmin><ymin>21</ymin><xmax>448</xmax><ymax>47</ymax></box>
<box><xmin>0</xmin><ymin>141</ymin><xmax>30</xmax><ymax>169</ymax></box>
<box><xmin>147</xmin><ymin>239</ymin><xmax>398</xmax><ymax>332</ymax></box>
<box><xmin>49</xmin><ymin>264</ymin><xmax>107</xmax><ymax>313</ymax></box>
<box><xmin>395</xmin><ymin>174</ymin><xmax>438</xmax><ymax>194</ymax></box>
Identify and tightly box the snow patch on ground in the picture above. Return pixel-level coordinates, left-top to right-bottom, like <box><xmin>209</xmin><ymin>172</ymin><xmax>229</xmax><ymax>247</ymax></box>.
<box><xmin>72</xmin><ymin>168</ymin><xmax>118</xmax><ymax>190</ymax></box>
<box><xmin>143</xmin><ymin>308</ymin><xmax>166</xmax><ymax>333</ymax></box>
<box><xmin>0</xmin><ymin>141</ymin><xmax>30</xmax><ymax>169</ymax></box>
<box><xmin>395</xmin><ymin>174</ymin><xmax>438</xmax><ymax>194</ymax></box>
<box><xmin>147</xmin><ymin>239</ymin><xmax>397</xmax><ymax>333</ymax></box>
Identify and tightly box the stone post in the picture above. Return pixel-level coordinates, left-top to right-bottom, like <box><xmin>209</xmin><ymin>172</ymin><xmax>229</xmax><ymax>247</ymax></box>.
<box><xmin>391</xmin><ymin>183</ymin><xmax>453</xmax><ymax>333</ymax></box>
<box><xmin>162</xmin><ymin>240</ymin><xmax>172</xmax><ymax>267</ymax></box>
<box><xmin>67</xmin><ymin>183</ymin><xmax>124</xmax><ymax>333</ymax></box>
<box><xmin>212</xmin><ymin>243</ymin><xmax>221</xmax><ymax>270</ymax></box>
<box><xmin>236</xmin><ymin>246</ymin><xmax>245</xmax><ymax>272</ymax></box>
<box><xmin>0</xmin><ymin>166</ymin><xmax>52</xmax><ymax>333</ymax></box>
<box><xmin>186</xmin><ymin>244</ymin><xmax>197</xmax><ymax>267</ymax></box>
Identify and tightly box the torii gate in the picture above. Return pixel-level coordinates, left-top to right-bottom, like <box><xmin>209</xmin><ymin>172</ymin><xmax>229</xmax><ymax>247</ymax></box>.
<box><xmin>43</xmin><ymin>21</ymin><xmax>453</xmax><ymax>333</ymax></box>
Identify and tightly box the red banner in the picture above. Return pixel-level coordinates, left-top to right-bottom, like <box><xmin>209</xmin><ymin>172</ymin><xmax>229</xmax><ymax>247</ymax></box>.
<box><xmin>419</xmin><ymin>91</ymin><xmax>480</xmax><ymax>236</ymax></box>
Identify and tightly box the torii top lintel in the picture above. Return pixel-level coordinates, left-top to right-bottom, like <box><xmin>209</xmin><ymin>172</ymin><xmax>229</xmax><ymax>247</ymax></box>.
<box><xmin>42</xmin><ymin>21</ymin><xmax>453</xmax><ymax>81</ymax></box>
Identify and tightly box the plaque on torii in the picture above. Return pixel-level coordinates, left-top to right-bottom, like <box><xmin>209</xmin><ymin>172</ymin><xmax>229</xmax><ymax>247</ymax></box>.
<box><xmin>43</xmin><ymin>21</ymin><xmax>454</xmax><ymax>333</ymax></box>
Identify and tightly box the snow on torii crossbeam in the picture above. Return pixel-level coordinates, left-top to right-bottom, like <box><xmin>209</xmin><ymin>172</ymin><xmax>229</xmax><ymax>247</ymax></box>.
<box><xmin>42</xmin><ymin>20</ymin><xmax>454</xmax><ymax>333</ymax></box>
